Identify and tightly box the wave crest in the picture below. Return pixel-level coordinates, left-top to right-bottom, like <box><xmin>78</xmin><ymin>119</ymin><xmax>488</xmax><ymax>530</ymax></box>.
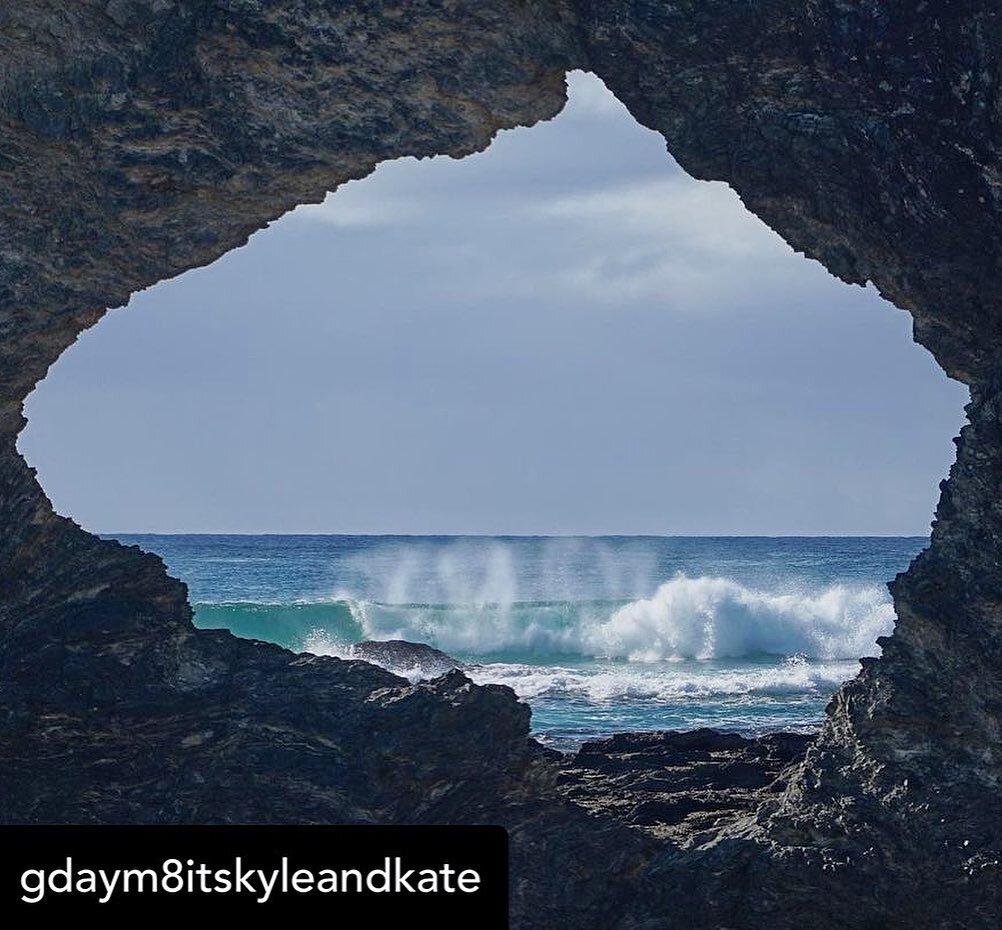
<box><xmin>589</xmin><ymin>575</ymin><xmax>892</xmax><ymax>661</ymax></box>
<box><xmin>284</xmin><ymin>574</ymin><xmax>895</xmax><ymax>662</ymax></box>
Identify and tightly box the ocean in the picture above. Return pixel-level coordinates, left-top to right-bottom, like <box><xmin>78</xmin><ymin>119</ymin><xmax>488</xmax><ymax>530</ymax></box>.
<box><xmin>113</xmin><ymin>534</ymin><xmax>923</xmax><ymax>751</ymax></box>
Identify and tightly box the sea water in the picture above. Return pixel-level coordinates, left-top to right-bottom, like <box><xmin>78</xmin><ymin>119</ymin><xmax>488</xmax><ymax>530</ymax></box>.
<box><xmin>112</xmin><ymin>535</ymin><xmax>923</xmax><ymax>750</ymax></box>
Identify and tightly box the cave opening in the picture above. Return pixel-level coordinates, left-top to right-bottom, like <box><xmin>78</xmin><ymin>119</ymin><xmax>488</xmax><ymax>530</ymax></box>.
<box><xmin>16</xmin><ymin>71</ymin><xmax>966</xmax><ymax>749</ymax></box>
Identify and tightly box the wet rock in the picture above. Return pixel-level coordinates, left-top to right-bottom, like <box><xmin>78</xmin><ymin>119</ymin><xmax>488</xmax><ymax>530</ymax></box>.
<box><xmin>1</xmin><ymin>1</ymin><xmax>1002</xmax><ymax>926</ymax></box>
<box><xmin>346</xmin><ymin>639</ymin><xmax>462</xmax><ymax>679</ymax></box>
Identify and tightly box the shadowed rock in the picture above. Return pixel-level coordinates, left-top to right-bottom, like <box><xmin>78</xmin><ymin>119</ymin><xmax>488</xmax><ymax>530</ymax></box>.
<box><xmin>1</xmin><ymin>2</ymin><xmax>1002</xmax><ymax>926</ymax></box>
<box><xmin>557</xmin><ymin>729</ymin><xmax>813</xmax><ymax>841</ymax></box>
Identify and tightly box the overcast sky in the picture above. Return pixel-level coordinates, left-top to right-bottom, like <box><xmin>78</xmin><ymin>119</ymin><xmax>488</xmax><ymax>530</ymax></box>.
<box><xmin>19</xmin><ymin>72</ymin><xmax>967</xmax><ymax>536</ymax></box>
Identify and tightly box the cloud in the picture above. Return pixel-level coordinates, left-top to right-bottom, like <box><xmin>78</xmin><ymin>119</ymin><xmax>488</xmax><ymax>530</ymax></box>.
<box><xmin>20</xmin><ymin>68</ymin><xmax>964</xmax><ymax>535</ymax></box>
<box><xmin>287</xmin><ymin>71</ymin><xmax>674</xmax><ymax>231</ymax></box>
<box><xmin>286</xmin><ymin>71</ymin><xmax>833</xmax><ymax>313</ymax></box>
<box><xmin>524</xmin><ymin>177</ymin><xmax>822</xmax><ymax>307</ymax></box>
<box><xmin>535</xmin><ymin>179</ymin><xmax>788</xmax><ymax>260</ymax></box>
<box><xmin>290</xmin><ymin>186</ymin><xmax>419</xmax><ymax>228</ymax></box>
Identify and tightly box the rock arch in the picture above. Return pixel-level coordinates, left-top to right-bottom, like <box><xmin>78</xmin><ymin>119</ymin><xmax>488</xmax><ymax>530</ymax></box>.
<box><xmin>1</xmin><ymin>2</ymin><xmax>1000</xmax><ymax>925</ymax></box>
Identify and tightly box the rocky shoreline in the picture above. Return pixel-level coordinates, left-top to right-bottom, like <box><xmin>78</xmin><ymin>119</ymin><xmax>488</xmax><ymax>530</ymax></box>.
<box><xmin>556</xmin><ymin>728</ymin><xmax>814</xmax><ymax>842</ymax></box>
<box><xmin>2</xmin><ymin>1</ymin><xmax>1002</xmax><ymax>925</ymax></box>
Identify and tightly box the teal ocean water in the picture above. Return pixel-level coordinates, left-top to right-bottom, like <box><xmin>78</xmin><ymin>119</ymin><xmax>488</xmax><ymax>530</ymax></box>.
<box><xmin>114</xmin><ymin>535</ymin><xmax>923</xmax><ymax>750</ymax></box>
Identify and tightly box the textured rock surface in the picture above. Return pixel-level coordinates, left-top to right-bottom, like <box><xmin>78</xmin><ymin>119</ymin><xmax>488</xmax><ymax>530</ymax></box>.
<box><xmin>345</xmin><ymin>639</ymin><xmax>463</xmax><ymax>678</ymax></box>
<box><xmin>557</xmin><ymin>729</ymin><xmax>813</xmax><ymax>841</ymax></box>
<box><xmin>2</xmin><ymin>1</ymin><xmax>1002</xmax><ymax>926</ymax></box>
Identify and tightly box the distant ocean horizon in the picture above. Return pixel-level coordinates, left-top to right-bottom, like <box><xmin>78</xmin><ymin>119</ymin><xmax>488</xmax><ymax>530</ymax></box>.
<box><xmin>111</xmin><ymin>534</ymin><xmax>925</xmax><ymax>750</ymax></box>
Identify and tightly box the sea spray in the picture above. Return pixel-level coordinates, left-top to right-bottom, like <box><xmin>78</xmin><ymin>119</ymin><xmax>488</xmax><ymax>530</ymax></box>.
<box><xmin>268</xmin><ymin>575</ymin><xmax>893</xmax><ymax>663</ymax></box>
<box><xmin>124</xmin><ymin>533</ymin><xmax>921</xmax><ymax>746</ymax></box>
<box><xmin>589</xmin><ymin>575</ymin><xmax>893</xmax><ymax>661</ymax></box>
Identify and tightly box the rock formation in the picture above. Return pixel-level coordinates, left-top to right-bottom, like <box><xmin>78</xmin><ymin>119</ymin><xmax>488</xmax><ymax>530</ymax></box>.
<box><xmin>1</xmin><ymin>1</ymin><xmax>1001</xmax><ymax>926</ymax></box>
<box><xmin>557</xmin><ymin>729</ymin><xmax>813</xmax><ymax>841</ymax></box>
<box><xmin>346</xmin><ymin>639</ymin><xmax>462</xmax><ymax>678</ymax></box>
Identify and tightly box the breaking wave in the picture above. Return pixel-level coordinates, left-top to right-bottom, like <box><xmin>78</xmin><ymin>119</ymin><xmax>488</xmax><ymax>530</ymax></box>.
<box><xmin>590</xmin><ymin>575</ymin><xmax>891</xmax><ymax>661</ymax></box>
<box><xmin>194</xmin><ymin>573</ymin><xmax>894</xmax><ymax>663</ymax></box>
<box><xmin>463</xmin><ymin>655</ymin><xmax>859</xmax><ymax>713</ymax></box>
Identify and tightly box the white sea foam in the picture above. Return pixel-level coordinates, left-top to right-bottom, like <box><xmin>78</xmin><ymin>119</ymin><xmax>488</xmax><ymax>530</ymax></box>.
<box><xmin>588</xmin><ymin>575</ymin><xmax>893</xmax><ymax>661</ymax></box>
<box><xmin>465</xmin><ymin>656</ymin><xmax>858</xmax><ymax>704</ymax></box>
<box><xmin>303</xmin><ymin>574</ymin><xmax>894</xmax><ymax>663</ymax></box>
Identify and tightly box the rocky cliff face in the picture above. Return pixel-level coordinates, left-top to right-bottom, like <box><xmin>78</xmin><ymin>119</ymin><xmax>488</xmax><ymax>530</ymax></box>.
<box><xmin>1</xmin><ymin>1</ymin><xmax>1001</xmax><ymax>926</ymax></box>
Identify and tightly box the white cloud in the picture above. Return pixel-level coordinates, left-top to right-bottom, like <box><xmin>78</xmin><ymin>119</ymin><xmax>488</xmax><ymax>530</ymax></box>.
<box><xmin>521</xmin><ymin>178</ymin><xmax>831</xmax><ymax>307</ymax></box>
<box><xmin>290</xmin><ymin>179</ymin><xmax>420</xmax><ymax>228</ymax></box>
<box><xmin>535</xmin><ymin>178</ymin><xmax>793</xmax><ymax>260</ymax></box>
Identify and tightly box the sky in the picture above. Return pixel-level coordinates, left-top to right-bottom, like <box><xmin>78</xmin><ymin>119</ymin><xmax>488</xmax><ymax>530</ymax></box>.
<box><xmin>19</xmin><ymin>72</ymin><xmax>968</xmax><ymax>536</ymax></box>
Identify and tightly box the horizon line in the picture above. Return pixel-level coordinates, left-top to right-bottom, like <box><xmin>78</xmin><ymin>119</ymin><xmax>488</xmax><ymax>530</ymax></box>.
<box><xmin>100</xmin><ymin>530</ymin><xmax>931</xmax><ymax>539</ymax></box>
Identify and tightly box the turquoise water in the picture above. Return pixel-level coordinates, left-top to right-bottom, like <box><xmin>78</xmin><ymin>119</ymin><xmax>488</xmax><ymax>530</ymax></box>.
<box><xmin>113</xmin><ymin>535</ymin><xmax>924</xmax><ymax>749</ymax></box>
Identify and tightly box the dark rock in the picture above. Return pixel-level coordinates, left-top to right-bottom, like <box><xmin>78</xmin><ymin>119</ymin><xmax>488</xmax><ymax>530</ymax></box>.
<box><xmin>580</xmin><ymin>728</ymin><xmax>755</xmax><ymax>756</ymax></box>
<box><xmin>559</xmin><ymin>728</ymin><xmax>812</xmax><ymax>841</ymax></box>
<box><xmin>1</xmin><ymin>1</ymin><xmax>1001</xmax><ymax>926</ymax></box>
<box><xmin>344</xmin><ymin>639</ymin><xmax>462</xmax><ymax>679</ymax></box>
